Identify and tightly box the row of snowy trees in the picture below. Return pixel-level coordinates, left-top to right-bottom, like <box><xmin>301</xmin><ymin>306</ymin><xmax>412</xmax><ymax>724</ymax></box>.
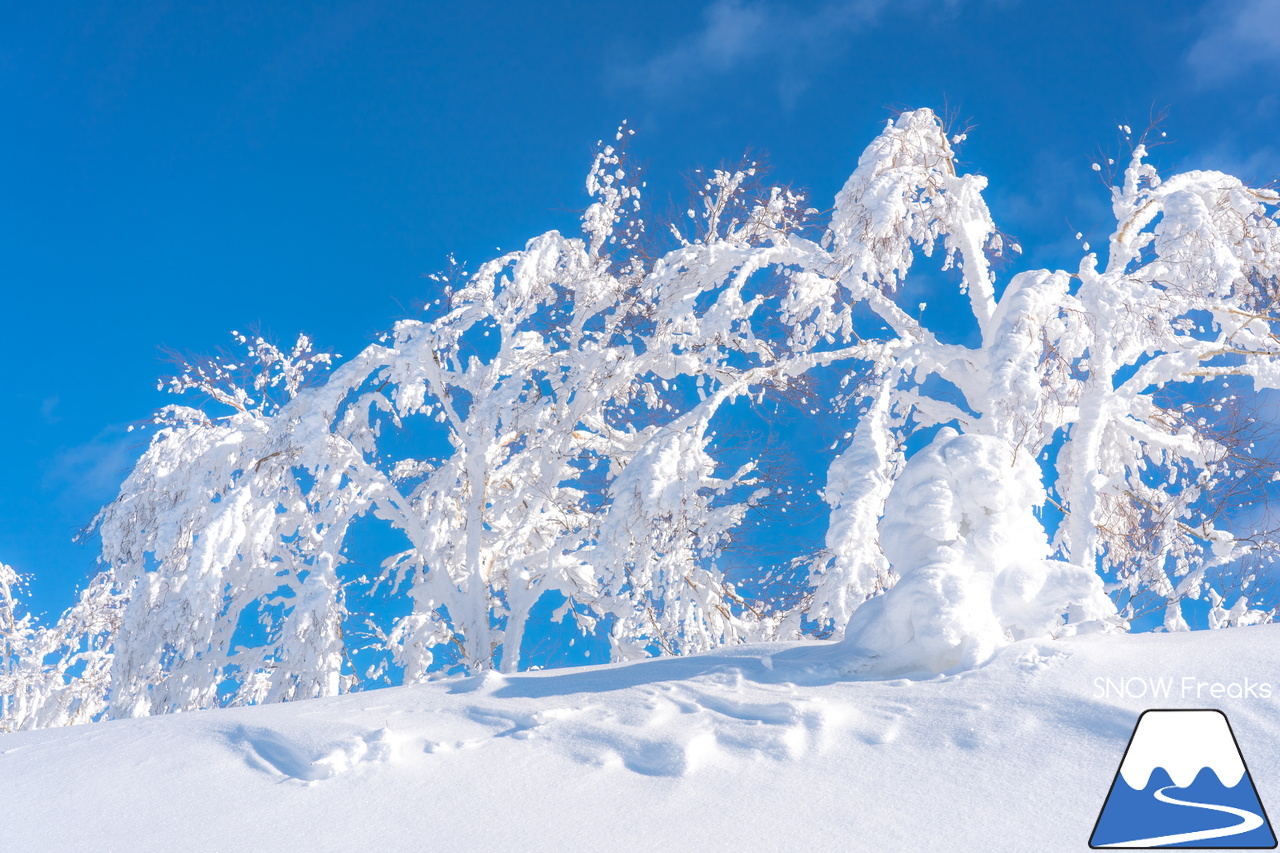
<box><xmin>5</xmin><ymin>108</ymin><xmax>1280</xmax><ymax>728</ymax></box>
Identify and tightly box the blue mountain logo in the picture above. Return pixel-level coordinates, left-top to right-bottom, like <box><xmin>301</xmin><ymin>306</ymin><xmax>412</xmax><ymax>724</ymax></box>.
<box><xmin>1091</xmin><ymin>709</ymin><xmax>1276</xmax><ymax>848</ymax></box>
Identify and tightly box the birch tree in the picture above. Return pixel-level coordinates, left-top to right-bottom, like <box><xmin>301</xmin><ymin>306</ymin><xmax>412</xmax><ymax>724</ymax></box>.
<box><xmin>9</xmin><ymin>108</ymin><xmax>1280</xmax><ymax>726</ymax></box>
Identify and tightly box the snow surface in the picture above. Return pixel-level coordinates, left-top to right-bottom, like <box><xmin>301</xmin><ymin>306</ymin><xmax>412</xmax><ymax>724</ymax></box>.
<box><xmin>5</xmin><ymin>627</ymin><xmax>1280</xmax><ymax>851</ymax></box>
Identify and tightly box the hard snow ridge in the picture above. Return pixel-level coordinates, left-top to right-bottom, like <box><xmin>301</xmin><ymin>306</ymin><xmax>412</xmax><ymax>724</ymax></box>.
<box><xmin>233</xmin><ymin>725</ymin><xmax>396</xmax><ymax>782</ymax></box>
<box><xmin>421</xmin><ymin>658</ymin><xmax>843</xmax><ymax>777</ymax></box>
<box><xmin>204</xmin><ymin>631</ymin><xmax>1111</xmax><ymax>787</ymax></box>
<box><xmin>217</xmin><ymin>643</ymin><xmax>996</xmax><ymax>784</ymax></box>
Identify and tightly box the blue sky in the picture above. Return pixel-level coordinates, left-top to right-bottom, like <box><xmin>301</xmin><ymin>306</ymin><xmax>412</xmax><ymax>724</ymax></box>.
<box><xmin>3</xmin><ymin>0</ymin><xmax>1280</xmax><ymax>619</ymax></box>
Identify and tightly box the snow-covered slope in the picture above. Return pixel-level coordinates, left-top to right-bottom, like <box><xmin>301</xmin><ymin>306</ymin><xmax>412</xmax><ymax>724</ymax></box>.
<box><xmin>5</xmin><ymin>627</ymin><xmax>1280</xmax><ymax>852</ymax></box>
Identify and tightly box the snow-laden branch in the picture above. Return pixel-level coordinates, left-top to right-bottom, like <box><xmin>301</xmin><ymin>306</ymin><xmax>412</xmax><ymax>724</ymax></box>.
<box><xmin>10</xmin><ymin>107</ymin><xmax>1280</xmax><ymax>728</ymax></box>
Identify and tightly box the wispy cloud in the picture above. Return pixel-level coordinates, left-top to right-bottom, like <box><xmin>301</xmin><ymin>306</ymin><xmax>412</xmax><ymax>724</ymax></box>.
<box><xmin>1185</xmin><ymin>136</ymin><xmax>1280</xmax><ymax>186</ymax></box>
<box><xmin>227</xmin><ymin>0</ymin><xmax>387</xmax><ymax>137</ymax></box>
<box><xmin>1187</xmin><ymin>0</ymin><xmax>1280</xmax><ymax>86</ymax></box>
<box><xmin>621</xmin><ymin>0</ymin><xmax>897</xmax><ymax>104</ymax></box>
<box><xmin>40</xmin><ymin>396</ymin><xmax>62</xmax><ymax>424</ymax></box>
<box><xmin>43</xmin><ymin>425</ymin><xmax>146</xmax><ymax>512</ymax></box>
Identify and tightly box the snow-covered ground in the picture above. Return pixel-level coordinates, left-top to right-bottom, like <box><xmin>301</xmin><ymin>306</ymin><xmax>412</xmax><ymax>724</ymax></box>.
<box><xmin>5</xmin><ymin>626</ymin><xmax>1280</xmax><ymax>852</ymax></box>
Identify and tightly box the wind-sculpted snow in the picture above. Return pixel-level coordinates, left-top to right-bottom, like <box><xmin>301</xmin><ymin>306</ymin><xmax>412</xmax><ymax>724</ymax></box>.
<box><xmin>5</xmin><ymin>626</ymin><xmax>1280</xmax><ymax>851</ymax></box>
<box><xmin>234</xmin><ymin>725</ymin><xmax>396</xmax><ymax>782</ymax></box>
<box><xmin>418</xmin><ymin>655</ymin><xmax>844</xmax><ymax>777</ymax></box>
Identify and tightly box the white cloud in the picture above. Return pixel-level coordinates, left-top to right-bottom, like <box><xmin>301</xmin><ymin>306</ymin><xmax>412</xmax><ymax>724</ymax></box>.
<box><xmin>40</xmin><ymin>395</ymin><xmax>61</xmax><ymax>424</ymax></box>
<box><xmin>1187</xmin><ymin>0</ymin><xmax>1280</xmax><ymax>86</ymax></box>
<box><xmin>44</xmin><ymin>425</ymin><xmax>144</xmax><ymax>511</ymax></box>
<box><xmin>1182</xmin><ymin>134</ymin><xmax>1280</xmax><ymax>186</ymax></box>
<box><xmin>623</xmin><ymin>0</ymin><xmax>892</xmax><ymax>102</ymax></box>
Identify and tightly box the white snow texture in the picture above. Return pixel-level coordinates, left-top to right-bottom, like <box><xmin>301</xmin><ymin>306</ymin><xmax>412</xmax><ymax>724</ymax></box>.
<box><xmin>840</xmin><ymin>429</ymin><xmax>1113</xmax><ymax>675</ymax></box>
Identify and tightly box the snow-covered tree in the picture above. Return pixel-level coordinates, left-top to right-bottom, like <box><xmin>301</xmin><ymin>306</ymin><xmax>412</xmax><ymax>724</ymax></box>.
<box><xmin>81</xmin><ymin>129</ymin><xmax>880</xmax><ymax>713</ymax></box>
<box><xmin>1056</xmin><ymin>138</ymin><xmax>1280</xmax><ymax>632</ymax></box>
<box><xmin>0</xmin><ymin>562</ymin><xmax>30</xmax><ymax>728</ymax></box>
<box><xmin>761</xmin><ymin>110</ymin><xmax>1118</xmax><ymax>674</ymax></box>
<box><xmin>1</xmin><ymin>563</ymin><xmax>120</xmax><ymax>731</ymax></box>
<box><xmin>11</xmin><ymin>107</ymin><xmax>1280</xmax><ymax>727</ymax></box>
<box><xmin>624</xmin><ymin>108</ymin><xmax>1280</xmax><ymax>674</ymax></box>
<box><xmin>801</xmin><ymin>112</ymin><xmax>1280</xmax><ymax>673</ymax></box>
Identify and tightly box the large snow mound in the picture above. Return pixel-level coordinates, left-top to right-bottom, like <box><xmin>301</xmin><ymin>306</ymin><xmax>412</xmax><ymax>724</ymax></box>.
<box><xmin>4</xmin><ymin>626</ymin><xmax>1280</xmax><ymax>852</ymax></box>
<box><xmin>839</xmin><ymin>429</ymin><xmax>1115</xmax><ymax>675</ymax></box>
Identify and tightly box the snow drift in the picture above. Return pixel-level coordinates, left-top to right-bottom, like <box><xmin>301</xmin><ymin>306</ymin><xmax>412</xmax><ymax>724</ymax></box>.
<box><xmin>4</xmin><ymin>626</ymin><xmax>1280</xmax><ymax>852</ymax></box>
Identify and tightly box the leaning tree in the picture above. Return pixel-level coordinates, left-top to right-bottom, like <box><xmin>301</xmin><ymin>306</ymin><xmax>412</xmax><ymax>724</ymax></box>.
<box><xmin>5</xmin><ymin>108</ymin><xmax>1280</xmax><ymax>728</ymax></box>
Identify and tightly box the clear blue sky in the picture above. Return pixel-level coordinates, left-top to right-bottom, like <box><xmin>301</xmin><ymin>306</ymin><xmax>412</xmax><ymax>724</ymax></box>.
<box><xmin>3</xmin><ymin>0</ymin><xmax>1279</xmax><ymax>618</ymax></box>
